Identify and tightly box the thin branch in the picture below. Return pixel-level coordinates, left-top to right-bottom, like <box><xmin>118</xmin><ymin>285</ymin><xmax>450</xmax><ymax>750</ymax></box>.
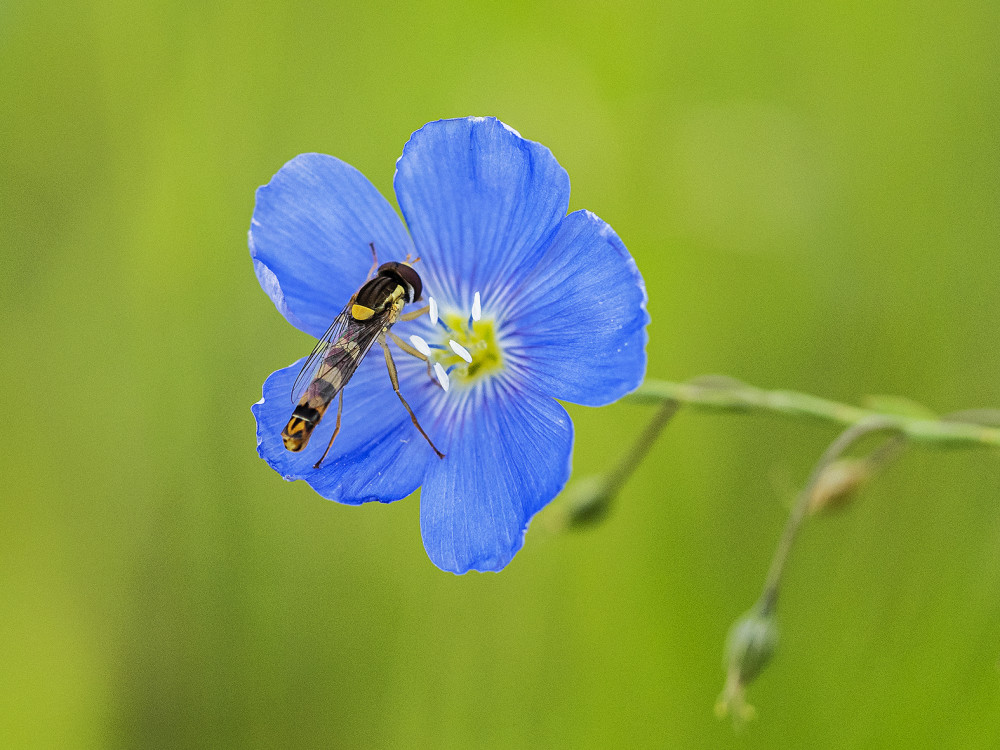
<box><xmin>603</xmin><ymin>399</ymin><xmax>681</xmax><ymax>501</ymax></box>
<box><xmin>756</xmin><ymin>418</ymin><xmax>905</xmax><ymax>615</ymax></box>
<box><xmin>559</xmin><ymin>399</ymin><xmax>680</xmax><ymax>527</ymax></box>
<box><xmin>633</xmin><ymin>378</ymin><xmax>1000</xmax><ymax>449</ymax></box>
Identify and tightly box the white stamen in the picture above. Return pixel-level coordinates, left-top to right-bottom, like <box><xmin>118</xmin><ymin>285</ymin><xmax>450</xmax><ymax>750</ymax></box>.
<box><xmin>409</xmin><ymin>335</ymin><xmax>432</xmax><ymax>357</ymax></box>
<box><xmin>449</xmin><ymin>339</ymin><xmax>473</xmax><ymax>363</ymax></box>
<box><xmin>428</xmin><ymin>296</ymin><xmax>439</xmax><ymax>326</ymax></box>
<box><xmin>471</xmin><ymin>291</ymin><xmax>482</xmax><ymax>321</ymax></box>
<box><xmin>433</xmin><ymin>362</ymin><xmax>450</xmax><ymax>391</ymax></box>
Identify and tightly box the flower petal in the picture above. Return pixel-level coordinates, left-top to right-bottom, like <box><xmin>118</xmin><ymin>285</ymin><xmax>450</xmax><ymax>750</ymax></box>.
<box><xmin>252</xmin><ymin>352</ymin><xmax>441</xmax><ymax>505</ymax></box>
<box><xmin>250</xmin><ymin>153</ymin><xmax>415</xmax><ymax>338</ymax></box>
<box><xmin>502</xmin><ymin>210</ymin><xmax>649</xmax><ymax>406</ymax></box>
<box><xmin>393</xmin><ymin>117</ymin><xmax>570</xmax><ymax>310</ymax></box>
<box><xmin>419</xmin><ymin>385</ymin><xmax>573</xmax><ymax>573</ymax></box>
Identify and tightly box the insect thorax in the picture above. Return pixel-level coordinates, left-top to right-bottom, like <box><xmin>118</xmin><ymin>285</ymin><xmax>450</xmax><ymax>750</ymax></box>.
<box><xmin>355</xmin><ymin>276</ymin><xmax>400</xmax><ymax>311</ymax></box>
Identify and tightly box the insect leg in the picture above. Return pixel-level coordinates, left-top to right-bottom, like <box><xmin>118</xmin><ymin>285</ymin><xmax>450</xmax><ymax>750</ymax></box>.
<box><xmin>388</xmin><ymin>330</ymin><xmax>437</xmax><ymax>384</ymax></box>
<box><xmin>378</xmin><ymin>332</ymin><xmax>445</xmax><ymax>459</ymax></box>
<box><xmin>366</xmin><ymin>242</ymin><xmax>379</xmax><ymax>279</ymax></box>
<box><xmin>313</xmin><ymin>388</ymin><xmax>345</xmax><ymax>469</ymax></box>
<box><xmin>398</xmin><ymin>305</ymin><xmax>429</xmax><ymax>322</ymax></box>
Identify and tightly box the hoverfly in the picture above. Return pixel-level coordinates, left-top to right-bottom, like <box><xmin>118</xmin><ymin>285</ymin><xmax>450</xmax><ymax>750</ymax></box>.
<box><xmin>282</xmin><ymin>243</ymin><xmax>445</xmax><ymax>467</ymax></box>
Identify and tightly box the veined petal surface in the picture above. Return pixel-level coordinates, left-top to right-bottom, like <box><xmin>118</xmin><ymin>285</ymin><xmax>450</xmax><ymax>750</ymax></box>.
<box><xmin>253</xmin><ymin>353</ymin><xmax>441</xmax><ymax>505</ymax></box>
<box><xmin>393</xmin><ymin>117</ymin><xmax>570</xmax><ymax>311</ymax></box>
<box><xmin>419</xmin><ymin>384</ymin><xmax>573</xmax><ymax>573</ymax></box>
<box><xmin>250</xmin><ymin>153</ymin><xmax>415</xmax><ymax>338</ymax></box>
<box><xmin>502</xmin><ymin>210</ymin><xmax>648</xmax><ymax>406</ymax></box>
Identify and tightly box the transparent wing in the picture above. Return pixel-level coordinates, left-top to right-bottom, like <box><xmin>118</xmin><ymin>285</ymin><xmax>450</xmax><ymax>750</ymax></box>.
<box><xmin>290</xmin><ymin>305</ymin><xmax>393</xmax><ymax>404</ymax></box>
<box><xmin>290</xmin><ymin>305</ymin><xmax>353</xmax><ymax>403</ymax></box>
<box><xmin>308</xmin><ymin>316</ymin><xmax>388</xmax><ymax>399</ymax></box>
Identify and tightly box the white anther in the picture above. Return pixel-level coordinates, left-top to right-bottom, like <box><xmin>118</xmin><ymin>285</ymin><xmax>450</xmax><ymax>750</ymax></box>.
<box><xmin>428</xmin><ymin>296</ymin><xmax>439</xmax><ymax>326</ymax></box>
<box><xmin>449</xmin><ymin>339</ymin><xmax>473</xmax><ymax>363</ymax></box>
<box><xmin>409</xmin><ymin>335</ymin><xmax>432</xmax><ymax>357</ymax></box>
<box><xmin>433</xmin><ymin>362</ymin><xmax>450</xmax><ymax>391</ymax></box>
<box><xmin>471</xmin><ymin>291</ymin><xmax>482</xmax><ymax>321</ymax></box>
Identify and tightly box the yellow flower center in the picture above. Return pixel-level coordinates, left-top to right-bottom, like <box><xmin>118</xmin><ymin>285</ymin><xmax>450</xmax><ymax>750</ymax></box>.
<box><xmin>438</xmin><ymin>314</ymin><xmax>504</xmax><ymax>385</ymax></box>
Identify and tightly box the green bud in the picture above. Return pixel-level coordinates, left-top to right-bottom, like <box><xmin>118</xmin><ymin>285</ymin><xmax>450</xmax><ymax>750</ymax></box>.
<box><xmin>716</xmin><ymin>609</ymin><xmax>779</xmax><ymax>724</ymax></box>
<box><xmin>725</xmin><ymin>609</ymin><xmax>778</xmax><ymax>684</ymax></box>
<box><xmin>561</xmin><ymin>476</ymin><xmax>615</xmax><ymax>528</ymax></box>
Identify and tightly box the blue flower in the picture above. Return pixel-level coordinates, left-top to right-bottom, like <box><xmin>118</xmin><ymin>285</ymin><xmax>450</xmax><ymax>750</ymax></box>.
<box><xmin>250</xmin><ymin>117</ymin><xmax>648</xmax><ymax>573</ymax></box>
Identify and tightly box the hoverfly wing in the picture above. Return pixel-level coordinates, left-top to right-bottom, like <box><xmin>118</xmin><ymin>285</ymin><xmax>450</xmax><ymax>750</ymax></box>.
<box><xmin>291</xmin><ymin>306</ymin><xmax>394</xmax><ymax>405</ymax></box>
<box><xmin>290</xmin><ymin>306</ymin><xmax>352</xmax><ymax>404</ymax></box>
<box><xmin>309</xmin><ymin>315</ymin><xmax>385</xmax><ymax>397</ymax></box>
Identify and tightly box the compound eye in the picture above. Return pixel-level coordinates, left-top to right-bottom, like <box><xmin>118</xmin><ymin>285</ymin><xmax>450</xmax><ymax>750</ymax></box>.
<box><xmin>376</xmin><ymin>261</ymin><xmax>423</xmax><ymax>302</ymax></box>
<box><xmin>392</xmin><ymin>265</ymin><xmax>422</xmax><ymax>302</ymax></box>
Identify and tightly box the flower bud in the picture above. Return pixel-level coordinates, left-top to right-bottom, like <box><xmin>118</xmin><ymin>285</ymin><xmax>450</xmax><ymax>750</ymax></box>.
<box><xmin>808</xmin><ymin>458</ymin><xmax>872</xmax><ymax>515</ymax></box>
<box><xmin>725</xmin><ymin>609</ymin><xmax>778</xmax><ymax>685</ymax></box>
<box><xmin>561</xmin><ymin>476</ymin><xmax>615</xmax><ymax>528</ymax></box>
<box><xmin>716</xmin><ymin>609</ymin><xmax>779</xmax><ymax>723</ymax></box>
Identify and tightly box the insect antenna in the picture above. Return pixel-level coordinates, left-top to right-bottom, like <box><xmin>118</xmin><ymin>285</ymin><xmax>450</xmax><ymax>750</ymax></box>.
<box><xmin>365</xmin><ymin>241</ymin><xmax>379</xmax><ymax>279</ymax></box>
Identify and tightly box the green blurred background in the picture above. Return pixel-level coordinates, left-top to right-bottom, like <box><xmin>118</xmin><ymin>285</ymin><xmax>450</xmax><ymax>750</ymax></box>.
<box><xmin>3</xmin><ymin>1</ymin><xmax>999</xmax><ymax>747</ymax></box>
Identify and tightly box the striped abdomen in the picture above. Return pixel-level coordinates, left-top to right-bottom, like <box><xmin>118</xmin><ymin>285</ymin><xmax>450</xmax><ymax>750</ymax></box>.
<box><xmin>281</xmin><ymin>338</ymin><xmax>359</xmax><ymax>451</ymax></box>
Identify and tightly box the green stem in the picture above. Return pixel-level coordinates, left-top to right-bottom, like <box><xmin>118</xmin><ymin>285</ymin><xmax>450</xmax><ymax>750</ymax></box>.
<box><xmin>633</xmin><ymin>378</ymin><xmax>1000</xmax><ymax>449</ymax></box>
<box><xmin>603</xmin><ymin>399</ymin><xmax>681</xmax><ymax>500</ymax></box>
<box><xmin>563</xmin><ymin>399</ymin><xmax>679</xmax><ymax>526</ymax></box>
<box><xmin>756</xmin><ymin>418</ymin><xmax>904</xmax><ymax>615</ymax></box>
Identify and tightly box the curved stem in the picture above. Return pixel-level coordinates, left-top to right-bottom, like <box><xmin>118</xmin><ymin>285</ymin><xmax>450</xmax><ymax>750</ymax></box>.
<box><xmin>633</xmin><ymin>378</ymin><xmax>1000</xmax><ymax>449</ymax></box>
<box><xmin>757</xmin><ymin>417</ymin><xmax>905</xmax><ymax>615</ymax></box>
<box><xmin>562</xmin><ymin>399</ymin><xmax>680</xmax><ymax>526</ymax></box>
<box><xmin>603</xmin><ymin>399</ymin><xmax>680</xmax><ymax>500</ymax></box>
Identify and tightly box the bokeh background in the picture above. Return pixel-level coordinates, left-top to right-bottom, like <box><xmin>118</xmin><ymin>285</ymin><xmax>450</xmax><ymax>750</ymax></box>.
<box><xmin>3</xmin><ymin>1</ymin><xmax>999</xmax><ymax>747</ymax></box>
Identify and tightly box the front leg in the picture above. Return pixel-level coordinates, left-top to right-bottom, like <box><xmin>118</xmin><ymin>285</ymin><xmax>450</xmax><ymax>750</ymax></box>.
<box><xmin>378</xmin><ymin>332</ymin><xmax>445</xmax><ymax>459</ymax></box>
<box><xmin>388</xmin><ymin>330</ymin><xmax>438</xmax><ymax>385</ymax></box>
<box><xmin>399</xmin><ymin>305</ymin><xmax>429</xmax><ymax>322</ymax></box>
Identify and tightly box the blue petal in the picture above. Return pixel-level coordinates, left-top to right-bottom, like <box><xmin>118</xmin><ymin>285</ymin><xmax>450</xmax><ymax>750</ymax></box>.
<box><xmin>501</xmin><ymin>210</ymin><xmax>649</xmax><ymax>406</ymax></box>
<box><xmin>393</xmin><ymin>117</ymin><xmax>570</xmax><ymax>311</ymax></box>
<box><xmin>419</xmin><ymin>385</ymin><xmax>573</xmax><ymax>573</ymax></box>
<box><xmin>252</xmin><ymin>352</ymin><xmax>443</xmax><ymax>505</ymax></box>
<box><xmin>250</xmin><ymin>153</ymin><xmax>415</xmax><ymax>338</ymax></box>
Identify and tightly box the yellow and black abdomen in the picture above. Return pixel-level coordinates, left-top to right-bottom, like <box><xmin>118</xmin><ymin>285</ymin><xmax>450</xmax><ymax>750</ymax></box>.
<box><xmin>282</xmin><ymin>405</ymin><xmax>321</xmax><ymax>451</ymax></box>
<box><xmin>282</xmin><ymin>377</ymin><xmax>340</xmax><ymax>451</ymax></box>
